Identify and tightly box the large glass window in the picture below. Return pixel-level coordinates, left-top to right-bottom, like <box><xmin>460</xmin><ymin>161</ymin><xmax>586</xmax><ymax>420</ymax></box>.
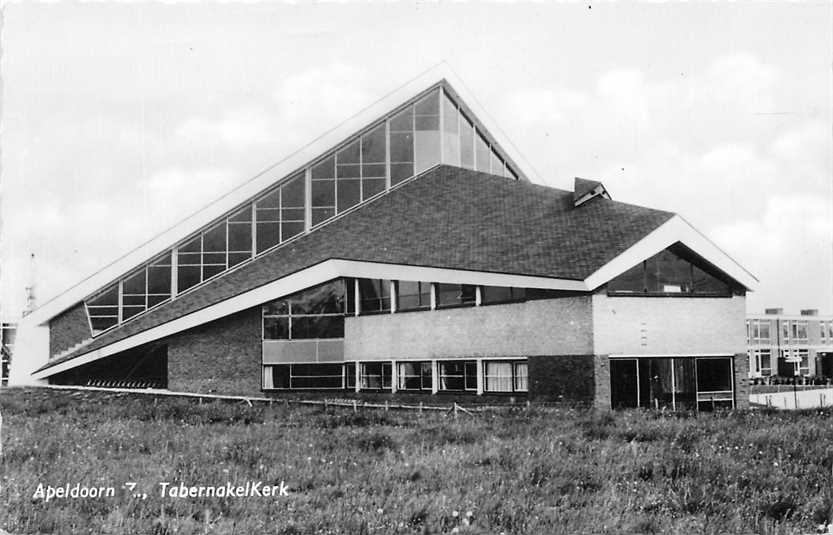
<box><xmin>607</xmin><ymin>247</ymin><xmax>732</xmax><ymax>296</ymax></box>
<box><xmin>481</xmin><ymin>286</ymin><xmax>526</xmax><ymax>305</ymax></box>
<box><xmin>86</xmin><ymin>284</ymin><xmax>119</xmax><ymax>333</ymax></box>
<box><xmin>361</xmin><ymin>362</ymin><xmax>392</xmax><ymax>390</ymax></box>
<box><xmin>336</xmin><ymin>139</ymin><xmax>361</xmax><ymax>213</ymax></box>
<box><xmin>389</xmin><ymin>106</ymin><xmax>414</xmax><ymax>186</ymax></box>
<box><xmin>436</xmin><ymin>284</ymin><xmax>476</xmax><ymax>308</ymax></box>
<box><xmin>264</xmin><ymin>364</ymin><xmax>344</xmax><ymax>390</ymax></box>
<box><xmin>358</xmin><ymin>279</ymin><xmax>391</xmax><ymax>314</ymax></box>
<box><xmin>262</xmin><ymin>279</ymin><xmax>350</xmax><ymax>340</ymax></box>
<box><xmin>475</xmin><ymin>131</ymin><xmax>491</xmax><ymax>173</ymax></box>
<box><xmin>414</xmin><ymin>89</ymin><xmax>441</xmax><ymax>175</ymax></box>
<box><xmin>397</xmin><ymin>361</ymin><xmax>433</xmax><ymax>391</ymax></box>
<box><xmin>442</xmin><ymin>91</ymin><xmax>460</xmax><ymax>166</ymax></box>
<box><xmin>361</xmin><ymin>123</ymin><xmax>387</xmax><ymax>200</ymax></box>
<box><xmin>227</xmin><ymin>205</ymin><xmax>253</xmax><ymax>268</ymax></box>
<box><xmin>438</xmin><ymin>360</ymin><xmax>477</xmax><ymax>391</ymax></box>
<box><xmin>311</xmin><ymin>155</ymin><xmax>336</xmax><ymax>226</ymax></box>
<box><xmin>483</xmin><ymin>360</ymin><xmax>528</xmax><ymax>393</ymax></box>
<box><xmin>280</xmin><ymin>173</ymin><xmax>306</xmax><ymax>241</ymax></box>
<box><xmin>459</xmin><ymin>113</ymin><xmax>475</xmax><ymax>169</ymax></box>
<box><xmin>396</xmin><ymin>281</ymin><xmax>431</xmax><ymax>311</ymax></box>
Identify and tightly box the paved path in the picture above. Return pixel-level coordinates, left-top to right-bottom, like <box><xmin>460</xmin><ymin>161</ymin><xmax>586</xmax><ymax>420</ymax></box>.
<box><xmin>750</xmin><ymin>387</ymin><xmax>833</xmax><ymax>410</ymax></box>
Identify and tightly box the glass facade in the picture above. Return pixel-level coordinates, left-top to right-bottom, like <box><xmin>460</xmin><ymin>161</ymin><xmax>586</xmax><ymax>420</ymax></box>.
<box><xmin>83</xmin><ymin>83</ymin><xmax>520</xmax><ymax>336</ymax></box>
<box><xmin>607</xmin><ymin>246</ymin><xmax>732</xmax><ymax>297</ymax></box>
<box><xmin>262</xmin><ymin>280</ymin><xmax>351</xmax><ymax>340</ymax></box>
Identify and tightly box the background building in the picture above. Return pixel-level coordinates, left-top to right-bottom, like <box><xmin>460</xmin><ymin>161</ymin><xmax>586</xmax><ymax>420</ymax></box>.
<box><xmin>9</xmin><ymin>68</ymin><xmax>757</xmax><ymax>410</ymax></box>
<box><xmin>746</xmin><ymin>309</ymin><xmax>833</xmax><ymax>379</ymax></box>
<box><xmin>1</xmin><ymin>321</ymin><xmax>17</xmax><ymax>387</ymax></box>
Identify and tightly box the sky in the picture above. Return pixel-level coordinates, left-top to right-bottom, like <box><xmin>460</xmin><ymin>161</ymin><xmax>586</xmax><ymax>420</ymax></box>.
<box><xmin>1</xmin><ymin>3</ymin><xmax>831</xmax><ymax>319</ymax></box>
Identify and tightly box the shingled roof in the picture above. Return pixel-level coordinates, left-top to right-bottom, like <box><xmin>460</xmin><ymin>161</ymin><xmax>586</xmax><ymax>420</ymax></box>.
<box><xmin>38</xmin><ymin>165</ymin><xmax>674</xmax><ymax>372</ymax></box>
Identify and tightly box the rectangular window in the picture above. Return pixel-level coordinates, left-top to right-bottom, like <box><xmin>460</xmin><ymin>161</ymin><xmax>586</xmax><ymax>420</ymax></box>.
<box><xmin>86</xmin><ymin>283</ymin><xmax>120</xmax><ymax>333</ymax></box>
<box><xmin>397</xmin><ymin>361</ymin><xmax>433</xmax><ymax>391</ymax></box>
<box><xmin>255</xmin><ymin>188</ymin><xmax>281</xmax><ymax>253</ymax></box>
<box><xmin>262</xmin><ymin>279</ymin><xmax>348</xmax><ymax>340</ymax></box>
<box><xmin>227</xmin><ymin>205</ymin><xmax>253</xmax><ymax>268</ymax></box>
<box><xmin>483</xmin><ymin>360</ymin><xmax>528</xmax><ymax>393</ymax></box>
<box><xmin>396</xmin><ymin>281</ymin><xmax>431</xmax><ymax>311</ymax></box>
<box><xmin>795</xmin><ymin>321</ymin><xmax>808</xmax><ymax>342</ymax></box>
<box><xmin>311</xmin><ymin>155</ymin><xmax>336</xmax><ymax>226</ymax></box>
<box><xmin>480</xmin><ymin>286</ymin><xmax>526</xmax><ymax>305</ymax></box>
<box><xmin>358</xmin><ymin>279</ymin><xmax>391</xmax><ymax>314</ymax></box>
<box><xmin>361</xmin><ymin>123</ymin><xmax>387</xmax><ymax>200</ymax></box>
<box><xmin>345</xmin><ymin>363</ymin><xmax>356</xmax><ymax>389</ymax></box>
<box><xmin>459</xmin><ymin>114</ymin><xmax>475</xmax><ymax>169</ymax></box>
<box><xmin>361</xmin><ymin>362</ymin><xmax>392</xmax><ymax>390</ymax></box>
<box><xmin>281</xmin><ymin>173</ymin><xmax>306</xmax><ymax>241</ymax></box>
<box><xmin>263</xmin><ymin>364</ymin><xmax>344</xmax><ymax>390</ymax></box>
<box><xmin>336</xmin><ymin>139</ymin><xmax>361</xmax><ymax>213</ymax></box>
<box><xmin>202</xmin><ymin>221</ymin><xmax>227</xmax><ymax>280</ymax></box>
<box><xmin>441</xmin><ymin>90</ymin><xmax>460</xmax><ymax>166</ymax></box>
<box><xmin>414</xmin><ymin>89</ymin><xmax>441</xmax><ymax>175</ymax></box>
<box><xmin>436</xmin><ymin>283</ymin><xmax>476</xmax><ymax>308</ymax></box>
<box><xmin>438</xmin><ymin>360</ymin><xmax>477</xmax><ymax>391</ymax></box>
<box><xmin>389</xmin><ymin>106</ymin><xmax>414</xmax><ymax>186</ymax></box>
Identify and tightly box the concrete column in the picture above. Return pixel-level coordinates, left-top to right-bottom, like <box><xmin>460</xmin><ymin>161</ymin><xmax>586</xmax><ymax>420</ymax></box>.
<box><xmin>476</xmin><ymin>358</ymin><xmax>484</xmax><ymax>395</ymax></box>
<box><xmin>354</xmin><ymin>362</ymin><xmax>361</xmax><ymax>393</ymax></box>
<box><xmin>431</xmin><ymin>359</ymin><xmax>438</xmax><ymax>394</ymax></box>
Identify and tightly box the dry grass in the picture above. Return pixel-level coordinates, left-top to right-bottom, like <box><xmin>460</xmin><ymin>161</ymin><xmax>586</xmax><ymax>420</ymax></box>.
<box><xmin>2</xmin><ymin>387</ymin><xmax>833</xmax><ymax>534</ymax></box>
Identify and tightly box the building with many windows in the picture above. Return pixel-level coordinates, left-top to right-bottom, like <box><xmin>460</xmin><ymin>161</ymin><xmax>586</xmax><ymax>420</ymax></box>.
<box><xmin>746</xmin><ymin>309</ymin><xmax>833</xmax><ymax>380</ymax></box>
<box><xmin>9</xmin><ymin>67</ymin><xmax>757</xmax><ymax>410</ymax></box>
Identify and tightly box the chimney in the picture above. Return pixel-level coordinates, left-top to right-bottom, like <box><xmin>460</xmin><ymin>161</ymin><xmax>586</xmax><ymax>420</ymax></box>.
<box><xmin>764</xmin><ymin>308</ymin><xmax>783</xmax><ymax>315</ymax></box>
<box><xmin>801</xmin><ymin>309</ymin><xmax>819</xmax><ymax>316</ymax></box>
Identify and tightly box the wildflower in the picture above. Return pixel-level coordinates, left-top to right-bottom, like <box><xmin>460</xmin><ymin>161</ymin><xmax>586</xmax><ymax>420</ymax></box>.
<box><xmin>452</xmin><ymin>510</ymin><xmax>459</xmax><ymax>517</ymax></box>
<box><xmin>377</xmin><ymin>508</ymin><xmax>384</xmax><ymax>514</ymax></box>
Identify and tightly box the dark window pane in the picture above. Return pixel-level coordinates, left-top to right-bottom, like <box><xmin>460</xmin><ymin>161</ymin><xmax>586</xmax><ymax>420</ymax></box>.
<box><xmin>390</xmin><ymin>163</ymin><xmax>414</xmax><ymax>186</ymax></box>
<box><xmin>397</xmin><ymin>281</ymin><xmax>431</xmax><ymax>311</ymax></box>
<box><xmin>177</xmin><ymin>266</ymin><xmax>201</xmax><ymax>292</ymax></box>
<box><xmin>337</xmin><ymin>139</ymin><xmax>360</xmax><ymax>164</ymax></box>
<box><xmin>389</xmin><ymin>106</ymin><xmax>413</xmax><ymax>132</ymax></box>
<box><xmin>148</xmin><ymin>266</ymin><xmax>171</xmax><ymax>294</ymax></box>
<box><xmin>460</xmin><ymin>115</ymin><xmax>475</xmax><ymax>169</ymax></box>
<box><xmin>292</xmin><ymin>315</ymin><xmax>344</xmax><ymax>339</ymax></box>
<box><xmin>150</xmin><ymin>251</ymin><xmax>172</xmax><ymax>266</ymax></box>
<box><xmin>228</xmin><ymin>205</ymin><xmax>252</xmax><ymax>223</ymax></box>
<box><xmin>281</xmin><ymin>208</ymin><xmax>305</xmax><ymax>222</ymax></box>
<box><xmin>203</xmin><ymin>264</ymin><xmax>225</xmax><ymax>280</ymax></box>
<box><xmin>122</xmin><ymin>306</ymin><xmax>144</xmax><ymax>321</ymax></box>
<box><xmin>257</xmin><ymin>189</ymin><xmax>280</xmax><ymax>209</ymax></box>
<box><xmin>271</xmin><ymin>365</ymin><xmax>291</xmax><ymax>389</ymax></box>
<box><xmin>311</xmin><ymin>155</ymin><xmax>335</xmax><ymax>179</ymax></box>
<box><xmin>228</xmin><ymin>252</ymin><xmax>251</xmax><ymax>268</ymax></box>
<box><xmin>263</xmin><ymin>317</ymin><xmax>289</xmax><ymax>339</ymax></box>
<box><xmin>122</xmin><ymin>295</ymin><xmax>145</xmax><ymax>306</ymax></box>
<box><xmin>256</xmin><ymin>208</ymin><xmax>280</xmax><ymax>223</ymax></box>
<box><xmin>436</xmin><ymin>284</ymin><xmax>476</xmax><ymax>307</ymax></box>
<box><xmin>177</xmin><ymin>252</ymin><xmax>201</xmax><ymax>266</ymax></box>
<box><xmin>442</xmin><ymin>92</ymin><xmax>460</xmax><ymax>166</ymax></box>
<box><xmin>256</xmin><ymin>222</ymin><xmax>280</xmax><ymax>253</ymax></box>
<box><xmin>147</xmin><ymin>295</ymin><xmax>169</xmax><ymax>308</ymax></box>
<box><xmin>202</xmin><ymin>252</ymin><xmax>226</xmax><ymax>265</ymax></box>
<box><xmin>362</xmin><ymin>163</ymin><xmax>386</xmax><ymax>179</ymax></box>
<box><xmin>345</xmin><ymin>363</ymin><xmax>356</xmax><ymax>389</ymax></box>
<box><xmin>263</xmin><ymin>299</ymin><xmax>289</xmax><ymax>316</ymax></box>
<box><xmin>281</xmin><ymin>222</ymin><xmax>304</xmax><ymax>241</ymax></box>
<box><xmin>692</xmin><ymin>265</ymin><xmax>730</xmax><ymax>295</ymax></box>
<box><xmin>415</xmin><ymin>90</ymin><xmax>439</xmax><ymax>115</ymax></box>
<box><xmin>88</xmin><ymin>284</ymin><xmax>119</xmax><ymax>307</ymax></box>
<box><xmin>362</xmin><ymin>178</ymin><xmax>386</xmax><ymax>200</ymax></box>
<box><xmin>289</xmin><ymin>280</ymin><xmax>347</xmax><ymax>315</ymax></box>
<box><xmin>607</xmin><ymin>263</ymin><xmax>646</xmax><ymax>294</ymax></box>
<box><xmin>203</xmin><ymin>222</ymin><xmax>226</xmax><ymax>252</ymax></box>
<box><xmin>481</xmin><ymin>286</ymin><xmax>518</xmax><ymax>304</ymax></box>
<box><xmin>282</xmin><ymin>173</ymin><xmax>305</xmax><ymax>207</ymax></box>
<box><xmin>312</xmin><ymin>179</ymin><xmax>335</xmax><ymax>207</ymax></box>
<box><xmin>475</xmin><ymin>132</ymin><xmax>490</xmax><ymax>173</ymax></box>
<box><xmin>87</xmin><ymin>305</ymin><xmax>118</xmax><ymax>316</ymax></box>
<box><xmin>390</xmin><ymin>132</ymin><xmax>414</xmax><ymax>163</ymax></box>
<box><xmin>123</xmin><ymin>269</ymin><xmax>146</xmax><ymax>295</ymax></box>
<box><xmin>179</xmin><ymin>235</ymin><xmax>201</xmax><ymax>253</ymax></box>
<box><xmin>362</xmin><ymin>123</ymin><xmax>386</xmax><ymax>164</ymax></box>
<box><xmin>359</xmin><ymin>279</ymin><xmax>391</xmax><ymax>313</ymax></box>
<box><xmin>337</xmin><ymin>163</ymin><xmax>361</xmax><ymax>179</ymax></box>
<box><xmin>228</xmin><ymin>223</ymin><xmax>252</xmax><ymax>252</ymax></box>
<box><xmin>336</xmin><ymin>179</ymin><xmax>361</xmax><ymax>212</ymax></box>
<box><xmin>312</xmin><ymin>207</ymin><xmax>335</xmax><ymax>226</ymax></box>
<box><xmin>696</xmin><ymin>358</ymin><xmax>733</xmax><ymax>392</ymax></box>
<box><xmin>90</xmin><ymin>317</ymin><xmax>118</xmax><ymax>331</ymax></box>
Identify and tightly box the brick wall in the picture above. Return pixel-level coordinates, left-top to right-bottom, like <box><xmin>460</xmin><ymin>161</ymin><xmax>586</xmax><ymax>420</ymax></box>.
<box><xmin>593</xmin><ymin>355</ymin><xmax>611</xmax><ymax>410</ymax></box>
<box><xmin>528</xmin><ymin>354</ymin><xmax>595</xmax><ymax>404</ymax></box>
<box><xmin>733</xmin><ymin>352</ymin><xmax>750</xmax><ymax>409</ymax></box>
<box><xmin>166</xmin><ymin>307</ymin><xmax>262</xmax><ymax>396</ymax></box>
<box><xmin>49</xmin><ymin>303</ymin><xmax>91</xmax><ymax>358</ymax></box>
<box><xmin>345</xmin><ymin>296</ymin><xmax>593</xmax><ymax>360</ymax></box>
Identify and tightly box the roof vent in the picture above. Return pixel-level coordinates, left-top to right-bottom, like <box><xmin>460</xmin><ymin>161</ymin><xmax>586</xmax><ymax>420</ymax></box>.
<box><xmin>801</xmin><ymin>309</ymin><xmax>818</xmax><ymax>316</ymax></box>
<box><xmin>573</xmin><ymin>177</ymin><xmax>611</xmax><ymax>207</ymax></box>
<box><xmin>765</xmin><ymin>308</ymin><xmax>783</xmax><ymax>315</ymax></box>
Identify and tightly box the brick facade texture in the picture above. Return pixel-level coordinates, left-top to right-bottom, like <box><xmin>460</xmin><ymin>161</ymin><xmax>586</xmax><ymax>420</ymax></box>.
<box><xmin>528</xmin><ymin>355</ymin><xmax>595</xmax><ymax>404</ymax></box>
<box><xmin>49</xmin><ymin>303</ymin><xmax>91</xmax><ymax>359</ymax></box>
<box><xmin>166</xmin><ymin>307</ymin><xmax>262</xmax><ymax>396</ymax></box>
<box><xmin>733</xmin><ymin>352</ymin><xmax>750</xmax><ymax>409</ymax></box>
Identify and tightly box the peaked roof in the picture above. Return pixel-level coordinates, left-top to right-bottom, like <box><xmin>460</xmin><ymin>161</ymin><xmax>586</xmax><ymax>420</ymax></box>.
<box><xmin>573</xmin><ymin>177</ymin><xmax>611</xmax><ymax>206</ymax></box>
<box><xmin>39</xmin><ymin>165</ymin><xmax>675</xmax><ymax>372</ymax></box>
<box><xmin>24</xmin><ymin>64</ymin><xmax>537</xmax><ymax>328</ymax></box>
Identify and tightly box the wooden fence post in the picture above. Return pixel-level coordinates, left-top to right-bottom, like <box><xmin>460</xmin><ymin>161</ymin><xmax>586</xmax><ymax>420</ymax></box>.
<box><xmin>352</xmin><ymin>400</ymin><xmax>357</xmax><ymax>413</ymax></box>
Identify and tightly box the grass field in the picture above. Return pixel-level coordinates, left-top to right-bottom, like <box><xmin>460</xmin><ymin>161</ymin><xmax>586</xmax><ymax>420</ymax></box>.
<box><xmin>3</xmin><ymin>388</ymin><xmax>833</xmax><ymax>534</ymax></box>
